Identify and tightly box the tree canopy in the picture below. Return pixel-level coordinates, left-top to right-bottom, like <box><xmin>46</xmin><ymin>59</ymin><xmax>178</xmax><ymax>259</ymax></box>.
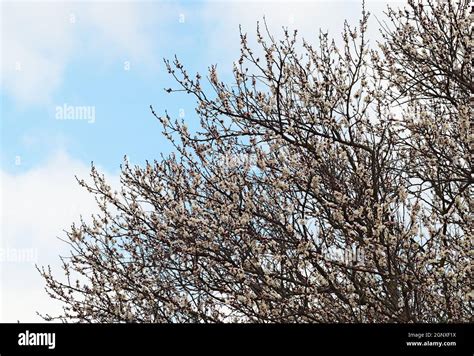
<box><xmin>40</xmin><ymin>0</ymin><xmax>472</xmax><ymax>323</ymax></box>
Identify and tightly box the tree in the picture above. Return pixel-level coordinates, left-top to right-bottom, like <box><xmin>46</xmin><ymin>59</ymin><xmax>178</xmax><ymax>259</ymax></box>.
<box><xmin>39</xmin><ymin>0</ymin><xmax>472</xmax><ymax>323</ymax></box>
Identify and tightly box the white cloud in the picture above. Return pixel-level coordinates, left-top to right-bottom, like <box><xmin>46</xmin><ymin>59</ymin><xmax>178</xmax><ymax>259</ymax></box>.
<box><xmin>0</xmin><ymin>151</ymin><xmax>119</xmax><ymax>322</ymax></box>
<box><xmin>1</xmin><ymin>2</ymin><xmax>75</xmax><ymax>106</ymax></box>
<box><xmin>0</xmin><ymin>1</ymin><xmax>168</xmax><ymax>107</ymax></box>
<box><xmin>81</xmin><ymin>2</ymin><xmax>160</xmax><ymax>66</ymax></box>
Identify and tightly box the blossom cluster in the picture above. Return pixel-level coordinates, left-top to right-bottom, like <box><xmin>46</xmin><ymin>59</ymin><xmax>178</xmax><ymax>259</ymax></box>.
<box><xmin>40</xmin><ymin>1</ymin><xmax>471</xmax><ymax>323</ymax></box>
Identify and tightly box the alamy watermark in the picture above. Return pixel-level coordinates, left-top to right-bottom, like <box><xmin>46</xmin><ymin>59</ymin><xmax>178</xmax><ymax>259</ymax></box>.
<box><xmin>319</xmin><ymin>244</ymin><xmax>366</xmax><ymax>267</ymax></box>
<box><xmin>18</xmin><ymin>330</ymin><xmax>55</xmax><ymax>350</ymax></box>
<box><xmin>55</xmin><ymin>104</ymin><xmax>95</xmax><ymax>124</ymax></box>
<box><xmin>0</xmin><ymin>247</ymin><xmax>38</xmax><ymax>263</ymax></box>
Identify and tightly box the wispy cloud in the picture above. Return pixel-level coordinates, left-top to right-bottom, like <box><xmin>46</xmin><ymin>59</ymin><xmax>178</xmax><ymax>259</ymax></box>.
<box><xmin>1</xmin><ymin>1</ymin><xmax>168</xmax><ymax>107</ymax></box>
<box><xmin>0</xmin><ymin>151</ymin><xmax>119</xmax><ymax>321</ymax></box>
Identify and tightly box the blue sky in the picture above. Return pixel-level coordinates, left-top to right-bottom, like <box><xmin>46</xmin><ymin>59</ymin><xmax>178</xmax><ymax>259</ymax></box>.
<box><xmin>0</xmin><ymin>0</ymin><xmax>398</xmax><ymax>321</ymax></box>
<box><xmin>1</xmin><ymin>1</ymin><xmax>213</xmax><ymax>174</ymax></box>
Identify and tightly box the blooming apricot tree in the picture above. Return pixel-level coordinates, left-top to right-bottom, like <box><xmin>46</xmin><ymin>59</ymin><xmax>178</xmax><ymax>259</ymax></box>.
<box><xmin>40</xmin><ymin>1</ymin><xmax>472</xmax><ymax>322</ymax></box>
